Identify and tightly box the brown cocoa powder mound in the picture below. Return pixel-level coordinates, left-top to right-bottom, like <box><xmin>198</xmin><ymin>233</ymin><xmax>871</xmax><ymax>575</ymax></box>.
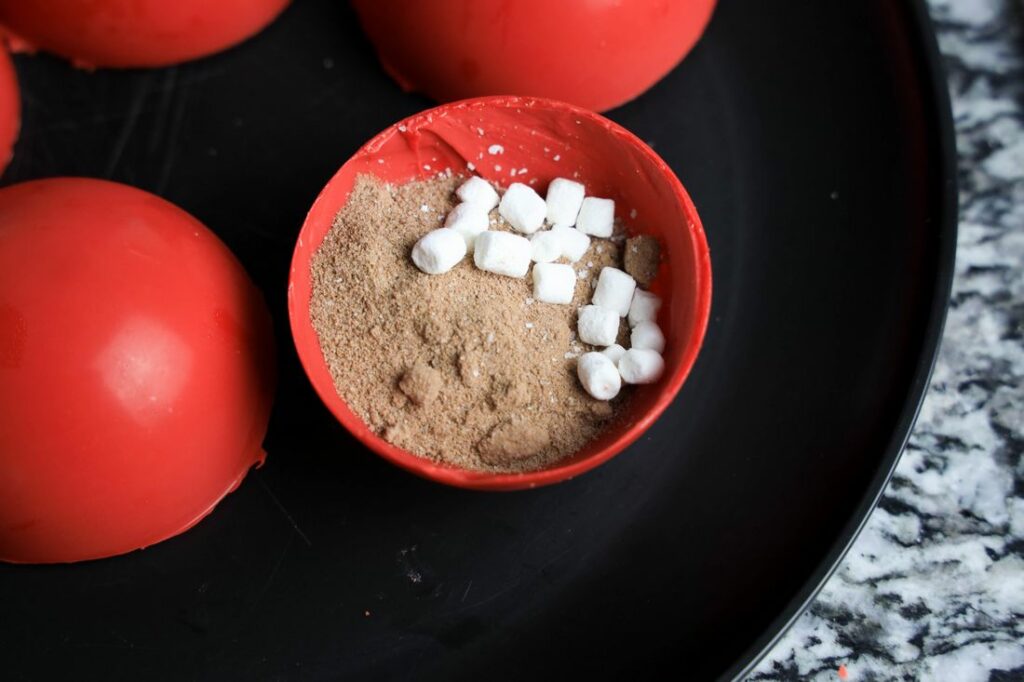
<box><xmin>309</xmin><ymin>173</ymin><xmax>630</xmax><ymax>473</ymax></box>
<box><xmin>623</xmin><ymin>235</ymin><xmax>661</xmax><ymax>287</ymax></box>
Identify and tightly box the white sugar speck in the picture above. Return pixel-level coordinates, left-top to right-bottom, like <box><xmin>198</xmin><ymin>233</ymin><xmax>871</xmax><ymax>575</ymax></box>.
<box><xmin>420</xmin><ymin>204</ymin><xmax>430</xmax><ymax>213</ymax></box>
<box><xmin>553</xmin><ymin>154</ymin><xmax>561</xmax><ymax>161</ymax></box>
<box><xmin>467</xmin><ymin>161</ymin><xmax>476</xmax><ymax>171</ymax></box>
<box><xmin>398</xmin><ymin>124</ymin><xmax>407</xmax><ymax>132</ymax></box>
<box><xmin>488</xmin><ymin>144</ymin><xmax>504</xmax><ymax>155</ymax></box>
<box><xmin>495</xmin><ymin>164</ymin><xmax>502</xmax><ymax>172</ymax></box>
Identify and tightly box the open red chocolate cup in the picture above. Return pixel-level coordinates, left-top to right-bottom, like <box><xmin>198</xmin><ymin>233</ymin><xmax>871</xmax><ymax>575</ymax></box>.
<box><xmin>289</xmin><ymin>96</ymin><xmax>711</xmax><ymax>490</ymax></box>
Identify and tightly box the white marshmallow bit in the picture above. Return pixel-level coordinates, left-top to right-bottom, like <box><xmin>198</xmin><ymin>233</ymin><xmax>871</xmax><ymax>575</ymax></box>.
<box><xmin>601</xmin><ymin>343</ymin><xmax>627</xmax><ymax>364</ymax></box>
<box><xmin>576</xmin><ymin>196</ymin><xmax>615</xmax><ymax>237</ymax></box>
<box><xmin>630</xmin><ymin>321</ymin><xmax>665</xmax><ymax>353</ymax></box>
<box><xmin>498</xmin><ymin>183</ymin><xmax>546</xmax><ymax>234</ymax></box>
<box><xmin>592</xmin><ymin>267</ymin><xmax>636</xmax><ymax>317</ymax></box>
<box><xmin>530</xmin><ymin>230</ymin><xmax>563</xmax><ymax>263</ymax></box>
<box><xmin>618</xmin><ymin>349</ymin><xmax>665</xmax><ymax>384</ymax></box>
<box><xmin>545</xmin><ymin>178</ymin><xmax>585</xmax><ymax>226</ymax></box>
<box><xmin>444</xmin><ymin>202</ymin><xmax>489</xmax><ymax>251</ymax></box>
<box><xmin>411</xmin><ymin>228</ymin><xmax>466</xmax><ymax>274</ymax></box>
<box><xmin>456</xmin><ymin>176</ymin><xmax>499</xmax><ymax>210</ymax></box>
<box><xmin>628</xmin><ymin>289</ymin><xmax>662</xmax><ymax>327</ymax></box>
<box><xmin>577</xmin><ymin>352</ymin><xmax>621</xmax><ymax>400</ymax></box>
<box><xmin>473</xmin><ymin>231</ymin><xmax>531</xmax><ymax>278</ymax></box>
<box><xmin>577</xmin><ymin>305</ymin><xmax>619</xmax><ymax>346</ymax></box>
<box><xmin>532</xmin><ymin>263</ymin><xmax>576</xmax><ymax>304</ymax></box>
<box><xmin>552</xmin><ymin>225</ymin><xmax>590</xmax><ymax>262</ymax></box>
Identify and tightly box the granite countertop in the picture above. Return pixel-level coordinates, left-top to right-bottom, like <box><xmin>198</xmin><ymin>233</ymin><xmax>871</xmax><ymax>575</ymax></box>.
<box><xmin>749</xmin><ymin>0</ymin><xmax>1024</xmax><ymax>679</ymax></box>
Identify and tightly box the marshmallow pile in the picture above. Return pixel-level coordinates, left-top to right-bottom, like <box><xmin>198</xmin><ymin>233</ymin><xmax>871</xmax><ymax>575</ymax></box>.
<box><xmin>575</xmin><ymin>266</ymin><xmax>665</xmax><ymax>401</ymax></box>
<box><xmin>412</xmin><ymin>174</ymin><xmax>611</xmax><ymax>299</ymax></box>
<box><xmin>410</xmin><ymin>174</ymin><xmax>666</xmax><ymax>403</ymax></box>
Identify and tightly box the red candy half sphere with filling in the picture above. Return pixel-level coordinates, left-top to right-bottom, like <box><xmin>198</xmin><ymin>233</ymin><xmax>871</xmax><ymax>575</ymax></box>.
<box><xmin>290</xmin><ymin>96</ymin><xmax>712</xmax><ymax>490</ymax></box>
<box><xmin>0</xmin><ymin>0</ymin><xmax>290</xmax><ymax>68</ymax></box>
<box><xmin>0</xmin><ymin>42</ymin><xmax>19</xmax><ymax>174</ymax></box>
<box><xmin>352</xmin><ymin>0</ymin><xmax>717</xmax><ymax>112</ymax></box>
<box><xmin>0</xmin><ymin>178</ymin><xmax>275</xmax><ymax>563</ymax></box>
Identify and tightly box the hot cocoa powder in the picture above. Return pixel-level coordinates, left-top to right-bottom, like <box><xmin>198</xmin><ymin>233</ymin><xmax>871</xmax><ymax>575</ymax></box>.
<box><xmin>623</xmin><ymin>235</ymin><xmax>661</xmax><ymax>287</ymax></box>
<box><xmin>310</xmin><ymin>174</ymin><xmax>628</xmax><ymax>473</ymax></box>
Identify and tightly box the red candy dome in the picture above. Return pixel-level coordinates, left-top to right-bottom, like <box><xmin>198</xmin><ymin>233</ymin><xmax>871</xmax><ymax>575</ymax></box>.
<box><xmin>0</xmin><ymin>178</ymin><xmax>276</xmax><ymax>563</ymax></box>
<box><xmin>353</xmin><ymin>0</ymin><xmax>717</xmax><ymax>112</ymax></box>
<box><xmin>0</xmin><ymin>0</ymin><xmax>290</xmax><ymax>68</ymax></box>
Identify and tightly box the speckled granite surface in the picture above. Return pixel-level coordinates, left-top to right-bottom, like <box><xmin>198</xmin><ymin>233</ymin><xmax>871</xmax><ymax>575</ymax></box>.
<box><xmin>747</xmin><ymin>1</ymin><xmax>1024</xmax><ymax>680</ymax></box>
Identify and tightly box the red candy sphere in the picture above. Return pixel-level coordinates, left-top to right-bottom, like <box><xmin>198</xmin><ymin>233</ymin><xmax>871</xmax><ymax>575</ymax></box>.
<box><xmin>353</xmin><ymin>0</ymin><xmax>717</xmax><ymax>112</ymax></box>
<box><xmin>0</xmin><ymin>42</ymin><xmax>19</xmax><ymax>174</ymax></box>
<box><xmin>0</xmin><ymin>0</ymin><xmax>290</xmax><ymax>68</ymax></box>
<box><xmin>0</xmin><ymin>178</ymin><xmax>275</xmax><ymax>563</ymax></box>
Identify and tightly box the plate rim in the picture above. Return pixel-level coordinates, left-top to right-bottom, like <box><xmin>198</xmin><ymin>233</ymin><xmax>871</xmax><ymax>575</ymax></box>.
<box><xmin>722</xmin><ymin>1</ymin><xmax>959</xmax><ymax>679</ymax></box>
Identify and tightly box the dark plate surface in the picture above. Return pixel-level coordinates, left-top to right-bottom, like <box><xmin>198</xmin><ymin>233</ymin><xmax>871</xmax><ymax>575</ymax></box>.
<box><xmin>0</xmin><ymin>0</ymin><xmax>955</xmax><ymax>680</ymax></box>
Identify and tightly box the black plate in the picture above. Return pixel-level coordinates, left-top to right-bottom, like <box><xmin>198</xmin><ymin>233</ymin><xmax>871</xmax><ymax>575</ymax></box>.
<box><xmin>0</xmin><ymin>0</ymin><xmax>956</xmax><ymax>679</ymax></box>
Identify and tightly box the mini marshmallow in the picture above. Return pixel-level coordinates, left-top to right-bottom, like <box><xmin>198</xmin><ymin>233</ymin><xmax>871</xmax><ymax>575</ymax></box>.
<box><xmin>592</xmin><ymin>267</ymin><xmax>636</xmax><ymax>317</ymax></box>
<box><xmin>618</xmin><ymin>349</ymin><xmax>665</xmax><ymax>384</ymax></box>
<box><xmin>577</xmin><ymin>305</ymin><xmax>619</xmax><ymax>346</ymax></box>
<box><xmin>628</xmin><ymin>289</ymin><xmax>662</xmax><ymax>327</ymax></box>
<box><xmin>532</xmin><ymin>263</ymin><xmax>576</xmax><ymax>304</ymax></box>
<box><xmin>473</xmin><ymin>230</ymin><xmax>531</xmax><ymax>278</ymax></box>
<box><xmin>577</xmin><ymin>352</ymin><xmax>621</xmax><ymax>400</ymax></box>
<box><xmin>444</xmin><ymin>202</ymin><xmax>489</xmax><ymax>251</ymax></box>
<box><xmin>601</xmin><ymin>343</ymin><xmax>627</xmax><ymax>364</ymax></box>
<box><xmin>456</xmin><ymin>176</ymin><xmax>499</xmax><ymax>210</ymax></box>
<box><xmin>499</xmin><ymin>183</ymin><xmax>546</xmax><ymax>234</ymax></box>
<box><xmin>576</xmin><ymin>196</ymin><xmax>615</xmax><ymax>237</ymax></box>
<box><xmin>551</xmin><ymin>225</ymin><xmax>591</xmax><ymax>262</ymax></box>
<box><xmin>530</xmin><ymin>230</ymin><xmax>563</xmax><ymax>263</ymax></box>
<box><xmin>545</xmin><ymin>178</ymin><xmax>585</xmax><ymax>226</ymax></box>
<box><xmin>411</xmin><ymin>228</ymin><xmax>466</xmax><ymax>274</ymax></box>
<box><xmin>630</xmin><ymin>321</ymin><xmax>665</xmax><ymax>353</ymax></box>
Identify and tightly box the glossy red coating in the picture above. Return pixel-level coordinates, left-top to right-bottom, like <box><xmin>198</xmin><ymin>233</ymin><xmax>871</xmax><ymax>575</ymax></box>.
<box><xmin>289</xmin><ymin>96</ymin><xmax>712</xmax><ymax>490</ymax></box>
<box><xmin>0</xmin><ymin>42</ymin><xmax>18</xmax><ymax>174</ymax></box>
<box><xmin>0</xmin><ymin>0</ymin><xmax>290</xmax><ymax>68</ymax></box>
<box><xmin>352</xmin><ymin>0</ymin><xmax>717</xmax><ymax>113</ymax></box>
<box><xmin>0</xmin><ymin>179</ymin><xmax>275</xmax><ymax>563</ymax></box>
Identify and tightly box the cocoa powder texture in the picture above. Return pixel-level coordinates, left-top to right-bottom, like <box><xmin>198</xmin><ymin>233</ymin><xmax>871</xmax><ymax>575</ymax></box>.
<box><xmin>623</xmin><ymin>234</ymin><xmax>661</xmax><ymax>287</ymax></box>
<box><xmin>309</xmin><ymin>174</ymin><xmax>628</xmax><ymax>473</ymax></box>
